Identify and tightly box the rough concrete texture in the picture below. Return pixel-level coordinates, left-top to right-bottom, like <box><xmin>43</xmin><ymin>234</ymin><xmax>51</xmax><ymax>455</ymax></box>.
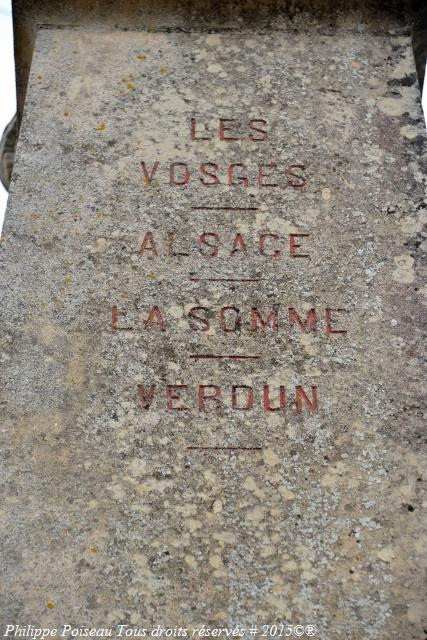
<box><xmin>0</xmin><ymin>25</ymin><xmax>426</xmax><ymax>639</ymax></box>
<box><xmin>11</xmin><ymin>0</ymin><xmax>419</xmax><ymax>118</ymax></box>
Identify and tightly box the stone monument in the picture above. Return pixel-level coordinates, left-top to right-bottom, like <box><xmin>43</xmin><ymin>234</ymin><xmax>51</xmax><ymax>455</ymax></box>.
<box><xmin>1</xmin><ymin>2</ymin><xmax>426</xmax><ymax>638</ymax></box>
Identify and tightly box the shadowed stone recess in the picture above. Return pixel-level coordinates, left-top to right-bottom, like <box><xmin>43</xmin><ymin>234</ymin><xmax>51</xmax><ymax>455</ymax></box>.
<box><xmin>0</xmin><ymin>115</ymin><xmax>18</xmax><ymax>191</ymax></box>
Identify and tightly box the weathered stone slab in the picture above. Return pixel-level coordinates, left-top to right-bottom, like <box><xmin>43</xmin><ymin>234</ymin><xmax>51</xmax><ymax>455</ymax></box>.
<box><xmin>0</xmin><ymin>27</ymin><xmax>426</xmax><ymax>638</ymax></box>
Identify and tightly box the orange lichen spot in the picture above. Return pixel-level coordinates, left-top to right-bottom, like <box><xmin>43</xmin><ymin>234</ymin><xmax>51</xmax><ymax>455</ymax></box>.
<box><xmin>96</xmin><ymin>122</ymin><xmax>106</xmax><ymax>132</ymax></box>
<box><xmin>37</xmin><ymin>74</ymin><xmax>43</xmax><ymax>80</ymax></box>
<box><xmin>89</xmin><ymin>545</ymin><xmax>98</xmax><ymax>553</ymax></box>
<box><xmin>47</xmin><ymin>601</ymin><xmax>55</xmax><ymax>609</ymax></box>
<box><xmin>127</xmin><ymin>82</ymin><xmax>135</xmax><ymax>90</ymax></box>
<box><xmin>64</xmin><ymin>111</ymin><xmax>69</xmax><ymax>117</ymax></box>
<box><xmin>159</xmin><ymin>67</ymin><xmax>167</xmax><ymax>73</ymax></box>
<box><xmin>143</xmin><ymin>178</ymin><xmax>160</xmax><ymax>187</ymax></box>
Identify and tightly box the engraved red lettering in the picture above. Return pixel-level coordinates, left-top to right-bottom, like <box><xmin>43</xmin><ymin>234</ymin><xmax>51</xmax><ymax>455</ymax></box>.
<box><xmin>288</xmin><ymin>308</ymin><xmax>318</xmax><ymax>333</ymax></box>
<box><xmin>190</xmin><ymin>117</ymin><xmax>211</xmax><ymax>141</ymax></box>
<box><xmin>219</xmin><ymin>119</ymin><xmax>239</xmax><ymax>141</ymax></box>
<box><xmin>287</xmin><ymin>163</ymin><xmax>306</xmax><ymax>188</ymax></box>
<box><xmin>249</xmin><ymin>118</ymin><xmax>268</xmax><ymax>141</ymax></box>
<box><xmin>188</xmin><ymin>307</ymin><xmax>210</xmax><ymax>332</ymax></box>
<box><xmin>250</xmin><ymin>308</ymin><xmax>278</xmax><ymax>332</ymax></box>
<box><xmin>139</xmin><ymin>231</ymin><xmax>158</xmax><ymax>257</ymax></box>
<box><xmin>143</xmin><ymin>306</ymin><xmax>166</xmax><ymax>331</ymax></box>
<box><xmin>198</xmin><ymin>385</ymin><xmax>221</xmax><ymax>412</ymax></box>
<box><xmin>111</xmin><ymin>305</ymin><xmax>133</xmax><ymax>331</ymax></box>
<box><xmin>199</xmin><ymin>232</ymin><xmax>219</xmax><ymax>257</ymax></box>
<box><xmin>166</xmin><ymin>385</ymin><xmax>190</xmax><ymax>411</ymax></box>
<box><xmin>231</xmin><ymin>385</ymin><xmax>254</xmax><ymax>410</ymax></box>
<box><xmin>200</xmin><ymin>163</ymin><xmax>220</xmax><ymax>186</ymax></box>
<box><xmin>168</xmin><ymin>232</ymin><xmax>189</xmax><ymax>257</ymax></box>
<box><xmin>289</xmin><ymin>233</ymin><xmax>309</xmax><ymax>258</ymax></box>
<box><xmin>230</xmin><ymin>233</ymin><xmax>247</xmax><ymax>256</ymax></box>
<box><xmin>219</xmin><ymin>306</ymin><xmax>241</xmax><ymax>333</ymax></box>
<box><xmin>258</xmin><ymin>163</ymin><xmax>278</xmax><ymax>188</ymax></box>
<box><xmin>259</xmin><ymin>233</ymin><xmax>281</xmax><ymax>257</ymax></box>
<box><xmin>295</xmin><ymin>385</ymin><xmax>318</xmax><ymax>413</ymax></box>
<box><xmin>170</xmin><ymin>162</ymin><xmax>190</xmax><ymax>186</ymax></box>
<box><xmin>325</xmin><ymin>308</ymin><xmax>347</xmax><ymax>334</ymax></box>
<box><xmin>140</xmin><ymin>161</ymin><xmax>160</xmax><ymax>185</ymax></box>
<box><xmin>227</xmin><ymin>164</ymin><xmax>249</xmax><ymax>187</ymax></box>
<box><xmin>137</xmin><ymin>384</ymin><xmax>157</xmax><ymax>409</ymax></box>
<box><xmin>263</xmin><ymin>385</ymin><xmax>286</xmax><ymax>411</ymax></box>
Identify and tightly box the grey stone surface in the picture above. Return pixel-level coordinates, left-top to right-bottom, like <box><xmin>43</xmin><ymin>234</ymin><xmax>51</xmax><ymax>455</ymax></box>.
<box><xmin>0</xmin><ymin>26</ymin><xmax>426</xmax><ymax>638</ymax></box>
<box><xmin>11</xmin><ymin>0</ymin><xmax>418</xmax><ymax>118</ymax></box>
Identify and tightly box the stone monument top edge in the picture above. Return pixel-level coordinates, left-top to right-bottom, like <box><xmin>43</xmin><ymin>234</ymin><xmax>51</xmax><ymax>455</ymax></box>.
<box><xmin>12</xmin><ymin>0</ymin><xmax>419</xmax><ymax>117</ymax></box>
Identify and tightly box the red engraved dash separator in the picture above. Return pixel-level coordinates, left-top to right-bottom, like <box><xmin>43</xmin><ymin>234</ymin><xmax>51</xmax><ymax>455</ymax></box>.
<box><xmin>189</xmin><ymin>354</ymin><xmax>261</xmax><ymax>360</ymax></box>
<box><xmin>189</xmin><ymin>277</ymin><xmax>262</xmax><ymax>282</ymax></box>
<box><xmin>186</xmin><ymin>446</ymin><xmax>262</xmax><ymax>452</ymax></box>
<box><xmin>192</xmin><ymin>206</ymin><xmax>258</xmax><ymax>211</ymax></box>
